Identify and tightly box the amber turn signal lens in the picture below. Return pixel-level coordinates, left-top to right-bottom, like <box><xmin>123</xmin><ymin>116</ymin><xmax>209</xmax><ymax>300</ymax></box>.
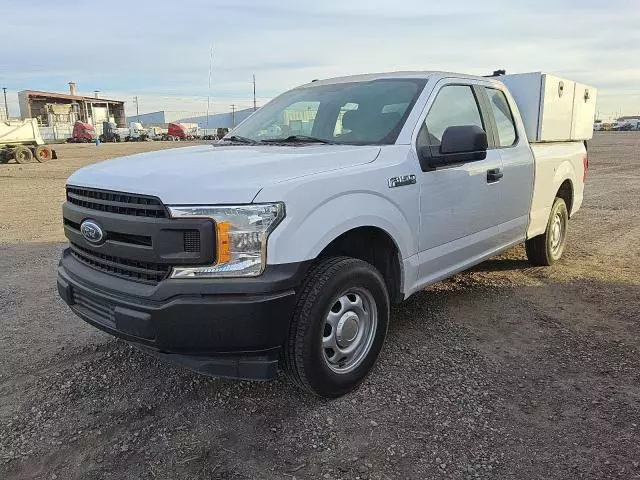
<box><xmin>216</xmin><ymin>221</ymin><xmax>231</xmax><ymax>263</ymax></box>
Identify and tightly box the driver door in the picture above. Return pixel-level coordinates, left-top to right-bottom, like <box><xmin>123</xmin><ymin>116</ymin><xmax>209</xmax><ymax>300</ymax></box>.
<box><xmin>416</xmin><ymin>82</ymin><xmax>504</xmax><ymax>284</ymax></box>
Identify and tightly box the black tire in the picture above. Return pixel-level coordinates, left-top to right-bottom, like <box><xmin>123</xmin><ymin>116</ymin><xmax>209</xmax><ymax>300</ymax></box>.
<box><xmin>526</xmin><ymin>197</ymin><xmax>569</xmax><ymax>266</ymax></box>
<box><xmin>13</xmin><ymin>146</ymin><xmax>34</xmax><ymax>164</ymax></box>
<box><xmin>282</xmin><ymin>256</ymin><xmax>389</xmax><ymax>397</ymax></box>
<box><xmin>34</xmin><ymin>145</ymin><xmax>53</xmax><ymax>162</ymax></box>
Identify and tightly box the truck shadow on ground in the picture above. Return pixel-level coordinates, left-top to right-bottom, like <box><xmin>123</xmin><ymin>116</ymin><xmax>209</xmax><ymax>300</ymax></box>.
<box><xmin>469</xmin><ymin>257</ymin><xmax>531</xmax><ymax>272</ymax></box>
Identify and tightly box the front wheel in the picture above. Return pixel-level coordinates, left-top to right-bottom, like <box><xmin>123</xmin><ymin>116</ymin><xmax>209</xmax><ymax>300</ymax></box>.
<box><xmin>526</xmin><ymin>197</ymin><xmax>569</xmax><ymax>266</ymax></box>
<box><xmin>282</xmin><ymin>257</ymin><xmax>389</xmax><ymax>397</ymax></box>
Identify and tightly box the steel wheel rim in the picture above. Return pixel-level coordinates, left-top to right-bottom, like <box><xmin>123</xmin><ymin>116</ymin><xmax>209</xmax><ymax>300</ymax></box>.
<box><xmin>550</xmin><ymin>211</ymin><xmax>565</xmax><ymax>255</ymax></box>
<box><xmin>321</xmin><ymin>287</ymin><xmax>378</xmax><ymax>374</ymax></box>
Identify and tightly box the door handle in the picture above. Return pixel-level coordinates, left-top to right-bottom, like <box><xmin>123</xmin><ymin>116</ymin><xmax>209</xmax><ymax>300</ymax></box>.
<box><xmin>487</xmin><ymin>168</ymin><xmax>503</xmax><ymax>183</ymax></box>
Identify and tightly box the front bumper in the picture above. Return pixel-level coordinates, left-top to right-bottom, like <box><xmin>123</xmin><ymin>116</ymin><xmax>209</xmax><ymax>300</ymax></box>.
<box><xmin>57</xmin><ymin>248</ymin><xmax>310</xmax><ymax>380</ymax></box>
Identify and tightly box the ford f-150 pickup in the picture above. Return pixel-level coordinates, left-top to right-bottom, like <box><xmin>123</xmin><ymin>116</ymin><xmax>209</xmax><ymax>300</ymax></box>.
<box><xmin>57</xmin><ymin>71</ymin><xmax>594</xmax><ymax>397</ymax></box>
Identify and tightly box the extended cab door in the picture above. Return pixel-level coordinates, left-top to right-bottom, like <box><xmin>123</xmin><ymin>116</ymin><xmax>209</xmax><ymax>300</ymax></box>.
<box><xmin>480</xmin><ymin>86</ymin><xmax>534</xmax><ymax>245</ymax></box>
<box><xmin>414</xmin><ymin>81</ymin><xmax>504</xmax><ymax>285</ymax></box>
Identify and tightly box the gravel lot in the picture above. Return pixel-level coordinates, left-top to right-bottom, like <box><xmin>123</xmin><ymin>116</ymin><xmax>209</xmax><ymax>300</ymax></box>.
<box><xmin>1</xmin><ymin>133</ymin><xmax>639</xmax><ymax>479</ymax></box>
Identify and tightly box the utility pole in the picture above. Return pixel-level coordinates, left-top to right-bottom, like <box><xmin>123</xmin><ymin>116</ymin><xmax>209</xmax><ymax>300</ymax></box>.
<box><xmin>252</xmin><ymin>74</ymin><xmax>257</xmax><ymax>111</ymax></box>
<box><xmin>207</xmin><ymin>46</ymin><xmax>214</xmax><ymax>131</ymax></box>
<box><xmin>134</xmin><ymin>96</ymin><xmax>140</xmax><ymax>123</ymax></box>
<box><xmin>2</xmin><ymin>87</ymin><xmax>8</xmax><ymax>120</ymax></box>
<box><xmin>230</xmin><ymin>104</ymin><xmax>236</xmax><ymax>128</ymax></box>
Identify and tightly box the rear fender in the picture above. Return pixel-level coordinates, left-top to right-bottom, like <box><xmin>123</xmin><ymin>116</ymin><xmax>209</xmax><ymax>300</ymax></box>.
<box><xmin>528</xmin><ymin>159</ymin><xmax>577</xmax><ymax>238</ymax></box>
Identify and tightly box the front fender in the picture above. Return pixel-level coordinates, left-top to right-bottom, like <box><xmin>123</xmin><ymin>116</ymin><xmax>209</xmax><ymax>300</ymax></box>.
<box><xmin>266</xmin><ymin>191</ymin><xmax>417</xmax><ymax>265</ymax></box>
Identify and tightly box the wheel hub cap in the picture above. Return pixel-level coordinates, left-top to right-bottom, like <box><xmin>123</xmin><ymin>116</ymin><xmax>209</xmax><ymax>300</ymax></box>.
<box><xmin>321</xmin><ymin>289</ymin><xmax>378</xmax><ymax>374</ymax></box>
<box><xmin>336</xmin><ymin>313</ymin><xmax>359</xmax><ymax>348</ymax></box>
<box><xmin>550</xmin><ymin>213</ymin><xmax>564</xmax><ymax>253</ymax></box>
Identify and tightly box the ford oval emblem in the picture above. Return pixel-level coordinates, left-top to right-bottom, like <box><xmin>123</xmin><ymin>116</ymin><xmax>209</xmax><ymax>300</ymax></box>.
<box><xmin>80</xmin><ymin>219</ymin><xmax>105</xmax><ymax>244</ymax></box>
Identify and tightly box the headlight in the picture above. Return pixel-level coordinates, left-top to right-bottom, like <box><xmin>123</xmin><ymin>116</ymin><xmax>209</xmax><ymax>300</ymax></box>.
<box><xmin>168</xmin><ymin>203</ymin><xmax>285</xmax><ymax>278</ymax></box>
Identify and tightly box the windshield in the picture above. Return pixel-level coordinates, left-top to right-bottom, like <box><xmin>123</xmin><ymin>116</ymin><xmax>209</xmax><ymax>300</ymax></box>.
<box><xmin>228</xmin><ymin>78</ymin><xmax>426</xmax><ymax>145</ymax></box>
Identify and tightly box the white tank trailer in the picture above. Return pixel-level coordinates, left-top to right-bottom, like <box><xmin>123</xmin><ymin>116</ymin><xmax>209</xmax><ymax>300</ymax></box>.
<box><xmin>0</xmin><ymin>118</ymin><xmax>57</xmax><ymax>164</ymax></box>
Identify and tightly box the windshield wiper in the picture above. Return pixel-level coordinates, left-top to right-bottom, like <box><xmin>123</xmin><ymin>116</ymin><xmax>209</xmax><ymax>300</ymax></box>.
<box><xmin>261</xmin><ymin>135</ymin><xmax>337</xmax><ymax>145</ymax></box>
<box><xmin>220</xmin><ymin>135</ymin><xmax>260</xmax><ymax>144</ymax></box>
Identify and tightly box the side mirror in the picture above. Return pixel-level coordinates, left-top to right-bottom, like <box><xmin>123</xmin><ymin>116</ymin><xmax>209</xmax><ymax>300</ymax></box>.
<box><xmin>440</xmin><ymin>125</ymin><xmax>488</xmax><ymax>155</ymax></box>
<box><xmin>419</xmin><ymin>125</ymin><xmax>488</xmax><ymax>169</ymax></box>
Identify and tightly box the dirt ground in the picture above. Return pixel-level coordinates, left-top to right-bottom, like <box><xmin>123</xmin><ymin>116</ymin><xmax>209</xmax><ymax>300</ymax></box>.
<box><xmin>0</xmin><ymin>133</ymin><xmax>638</xmax><ymax>479</ymax></box>
<box><xmin>0</xmin><ymin>142</ymin><xmax>204</xmax><ymax>244</ymax></box>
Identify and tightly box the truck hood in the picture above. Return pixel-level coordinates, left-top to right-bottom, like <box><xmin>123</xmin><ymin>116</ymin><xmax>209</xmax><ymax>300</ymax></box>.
<box><xmin>67</xmin><ymin>144</ymin><xmax>381</xmax><ymax>204</ymax></box>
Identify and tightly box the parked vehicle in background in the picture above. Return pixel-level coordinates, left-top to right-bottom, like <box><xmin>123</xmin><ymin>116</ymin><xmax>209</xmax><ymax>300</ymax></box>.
<box><xmin>214</xmin><ymin>127</ymin><xmax>230</xmax><ymax>139</ymax></box>
<box><xmin>0</xmin><ymin>118</ymin><xmax>57</xmax><ymax>163</ymax></box>
<box><xmin>147</xmin><ymin>126</ymin><xmax>168</xmax><ymax>141</ymax></box>
<box><xmin>68</xmin><ymin>121</ymin><xmax>95</xmax><ymax>143</ymax></box>
<box><xmin>199</xmin><ymin>127</ymin><xmax>231</xmax><ymax>140</ymax></box>
<box><xmin>614</xmin><ymin>119</ymin><xmax>640</xmax><ymax>131</ymax></box>
<box><xmin>165</xmin><ymin>122</ymin><xmax>199</xmax><ymax>140</ymax></box>
<box><xmin>99</xmin><ymin>121</ymin><xmax>128</xmax><ymax>143</ymax></box>
<box><xmin>125</xmin><ymin>122</ymin><xmax>150</xmax><ymax>142</ymax></box>
<box><xmin>57</xmin><ymin>70</ymin><xmax>595</xmax><ymax>397</ymax></box>
<box><xmin>164</xmin><ymin>122</ymin><xmax>187</xmax><ymax>140</ymax></box>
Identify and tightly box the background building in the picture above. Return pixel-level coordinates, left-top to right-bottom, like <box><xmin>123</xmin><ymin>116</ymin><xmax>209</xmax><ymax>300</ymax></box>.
<box><xmin>125</xmin><ymin>110</ymin><xmax>188</xmax><ymax>125</ymax></box>
<box><xmin>127</xmin><ymin>108</ymin><xmax>256</xmax><ymax>129</ymax></box>
<box><xmin>18</xmin><ymin>82</ymin><xmax>126</xmax><ymax>140</ymax></box>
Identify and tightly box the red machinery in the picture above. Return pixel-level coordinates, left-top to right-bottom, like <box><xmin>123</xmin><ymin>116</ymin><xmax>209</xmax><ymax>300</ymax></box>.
<box><xmin>69</xmin><ymin>121</ymin><xmax>96</xmax><ymax>143</ymax></box>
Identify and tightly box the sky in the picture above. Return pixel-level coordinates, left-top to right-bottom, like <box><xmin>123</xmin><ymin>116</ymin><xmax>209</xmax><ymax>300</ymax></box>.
<box><xmin>2</xmin><ymin>0</ymin><xmax>639</xmax><ymax>120</ymax></box>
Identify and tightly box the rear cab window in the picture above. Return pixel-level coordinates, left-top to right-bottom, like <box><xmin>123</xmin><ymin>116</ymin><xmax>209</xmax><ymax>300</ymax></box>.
<box><xmin>485</xmin><ymin>88</ymin><xmax>517</xmax><ymax>147</ymax></box>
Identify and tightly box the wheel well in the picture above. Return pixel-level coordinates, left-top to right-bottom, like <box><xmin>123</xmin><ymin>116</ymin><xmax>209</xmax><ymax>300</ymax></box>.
<box><xmin>556</xmin><ymin>180</ymin><xmax>574</xmax><ymax>216</ymax></box>
<box><xmin>318</xmin><ymin>227</ymin><xmax>404</xmax><ymax>304</ymax></box>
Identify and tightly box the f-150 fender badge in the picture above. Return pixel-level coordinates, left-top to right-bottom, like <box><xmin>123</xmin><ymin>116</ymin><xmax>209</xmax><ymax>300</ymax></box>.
<box><xmin>388</xmin><ymin>175</ymin><xmax>416</xmax><ymax>188</ymax></box>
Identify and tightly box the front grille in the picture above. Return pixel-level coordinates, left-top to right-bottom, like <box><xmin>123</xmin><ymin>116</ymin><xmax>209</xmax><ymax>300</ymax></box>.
<box><xmin>70</xmin><ymin>243</ymin><xmax>170</xmax><ymax>283</ymax></box>
<box><xmin>66</xmin><ymin>186</ymin><xmax>168</xmax><ymax>218</ymax></box>
<box><xmin>183</xmin><ymin>230</ymin><xmax>201</xmax><ymax>252</ymax></box>
<box><xmin>64</xmin><ymin>218</ymin><xmax>153</xmax><ymax>247</ymax></box>
<box><xmin>72</xmin><ymin>289</ymin><xmax>115</xmax><ymax>328</ymax></box>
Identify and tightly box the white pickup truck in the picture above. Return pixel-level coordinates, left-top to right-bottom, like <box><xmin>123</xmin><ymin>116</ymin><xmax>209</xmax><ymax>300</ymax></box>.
<box><xmin>57</xmin><ymin>71</ymin><xmax>594</xmax><ymax>397</ymax></box>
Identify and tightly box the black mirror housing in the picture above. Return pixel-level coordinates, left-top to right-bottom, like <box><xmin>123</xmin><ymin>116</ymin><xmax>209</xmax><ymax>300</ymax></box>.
<box><xmin>418</xmin><ymin>125</ymin><xmax>488</xmax><ymax>170</ymax></box>
<box><xmin>440</xmin><ymin>125</ymin><xmax>488</xmax><ymax>154</ymax></box>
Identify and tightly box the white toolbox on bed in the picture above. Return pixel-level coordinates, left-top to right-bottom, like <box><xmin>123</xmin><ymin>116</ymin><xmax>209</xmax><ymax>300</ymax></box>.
<box><xmin>500</xmin><ymin>72</ymin><xmax>597</xmax><ymax>142</ymax></box>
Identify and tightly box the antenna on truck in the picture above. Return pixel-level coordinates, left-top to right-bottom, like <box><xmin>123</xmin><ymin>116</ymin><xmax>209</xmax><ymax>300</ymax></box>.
<box><xmin>484</xmin><ymin>69</ymin><xmax>506</xmax><ymax>77</ymax></box>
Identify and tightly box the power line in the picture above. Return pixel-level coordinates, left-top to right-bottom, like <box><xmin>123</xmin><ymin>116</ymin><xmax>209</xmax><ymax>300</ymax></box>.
<box><xmin>230</xmin><ymin>104</ymin><xmax>236</xmax><ymax>127</ymax></box>
<box><xmin>253</xmin><ymin>74</ymin><xmax>256</xmax><ymax>111</ymax></box>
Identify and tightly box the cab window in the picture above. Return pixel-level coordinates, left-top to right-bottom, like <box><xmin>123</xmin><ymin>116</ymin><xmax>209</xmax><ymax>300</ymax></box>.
<box><xmin>423</xmin><ymin>85</ymin><xmax>484</xmax><ymax>146</ymax></box>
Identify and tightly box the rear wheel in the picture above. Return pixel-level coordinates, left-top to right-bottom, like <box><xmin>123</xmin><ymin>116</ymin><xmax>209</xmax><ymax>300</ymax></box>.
<box><xmin>526</xmin><ymin>197</ymin><xmax>569</xmax><ymax>266</ymax></box>
<box><xmin>282</xmin><ymin>257</ymin><xmax>389</xmax><ymax>397</ymax></box>
<box><xmin>34</xmin><ymin>145</ymin><xmax>53</xmax><ymax>162</ymax></box>
<box><xmin>13</xmin><ymin>146</ymin><xmax>34</xmax><ymax>164</ymax></box>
